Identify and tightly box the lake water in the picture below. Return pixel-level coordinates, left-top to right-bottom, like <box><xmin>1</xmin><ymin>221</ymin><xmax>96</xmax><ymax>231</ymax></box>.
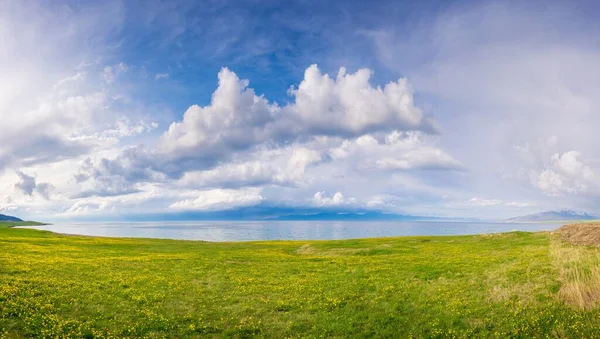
<box><xmin>20</xmin><ymin>221</ymin><xmax>564</xmax><ymax>242</ymax></box>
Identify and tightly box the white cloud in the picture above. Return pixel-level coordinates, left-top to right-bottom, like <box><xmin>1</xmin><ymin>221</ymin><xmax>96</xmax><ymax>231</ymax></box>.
<box><xmin>60</xmin><ymin>185</ymin><xmax>165</xmax><ymax>216</ymax></box>
<box><xmin>452</xmin><ymin>197</ymin><xmax>532</xmax><ymax>208</ymax></box>
<box><xmin>286</xmin><ymin>148</ymin><xmax>322</xmax><ymax>179</ymax></box>
<box><xmin>313</xmin><ymin>191</ymin><xmax>345</xmax><ymax>206</ymax></box>
<box><xmin>103</xmin><ymin>62</ymin><xmax>128</xmax><ymax>84</ymax></box>
<box><xmin>512</xmin><ymin>140</ymin><xmax>600</xmax><ymax>196</ymax></box>
<box><xmin>177</xmin><ymin>146</ymin><xmax>322</xmax><ymax>188</ymax></box>
<box><xmin>0</xmin><ymin>2</ymin><xmax>142</xmax><ymax>178</ymax></box>
<box><xmin>366</xmin><ymin>195</ymin><xmax>394</xmax><ymax>208</ymax></box>
<box><xmin>155</xmin><ymin>73</ymin><xmax>169</xmax><ymax>80</ymax></box>
<box><xmin>0</xmin><ymin>195</ymin><xmax>18</xmax><ymax>213</ymax></box>
<box><xmin>465</xmin><ymin>197</ymin><xmax>503</xmax><ymax>207</ymax></box>
<box><xmin>289</xmin><ymin>65</ymin><xmax>437</xmax><ymax>136</ymax></box>
<box><xmin>54</xmin><ymin>72</ymin><xmax>86</xmax><ymax>89</ymax></box>
<box><xmin>362</xmin><ymin>1</ymin><xmax>600</xmax><ymax>215</ymax></box>
<box><xmin>505</xmin><ymin>201</ymin><xmax>532</xmax><ymax>208</ymax></box>
<box><xmin>14</xmin><ymin>171</ymin><xmax>54</xmax><ymax>200</ymax></box>
<box><xmin>179</xmin><ymin>162</ymin><xmax>275</xmax><ymax>188</ymax></box>
<box><xmin>534</xmin><ymin>151</ymin><xmax>597</xmax><ymax>196</ymax></box>
<box><xmin>158</xmin><ymin>67</ymin><xmax>279</xmax><ymax>164</ymax></box>
<box><xmin>15</xmin><ymin>171</ymin><xmax>36</xmax><ymax>196</ymax></box>
<box><xmin>169</xmin><ymin>188</ymin><xmax>264</xmax><ymax>210</ymax></box>
<box><xmin>376</xmin><ymin>148</ymin><xmax>463</xmax><ymax>171</ymax></box>
<box><xmin>0</xmin><ymin>2</ymin><xmax>170</xmax><ymax>220</ymax></box>
<box><xmin>78</xmin><ymin>64</ymin><xmax>459</xmax><ymax>206</ymax></box>
<box><xmin>99</xmin><ymin>119</ymin><xmax>159</xmax><ymax>139</ymax></box>
<box><xmin>329</xmin><ymin>131</ymin><xmax>463</xmax><ymax>171</ymax></box>
<box><xmin>158</xmin><ymin>65</ymin><xmax>440</xmax><ymax>171</ymax></box>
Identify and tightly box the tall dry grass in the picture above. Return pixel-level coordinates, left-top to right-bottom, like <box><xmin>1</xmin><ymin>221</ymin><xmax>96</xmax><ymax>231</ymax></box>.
<box><xmin>550</xmin><ymin>236</ymin><xmax>600</xmax><ymax>309</ymax></box>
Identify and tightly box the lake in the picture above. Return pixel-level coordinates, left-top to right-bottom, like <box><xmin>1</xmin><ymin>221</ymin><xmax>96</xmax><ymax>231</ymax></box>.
<box><xmin>20</xmin><ymin>221</ymin><xmax>564</xmax><ymax>242</ymax></box>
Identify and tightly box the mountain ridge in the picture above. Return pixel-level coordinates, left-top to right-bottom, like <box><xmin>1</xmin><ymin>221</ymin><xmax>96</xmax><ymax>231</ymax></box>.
<box><xmin>506</xmin><ymin>210</ymin><xmax>597</xmax><ymax>222</ymax></box>
<box><xmin>0</xmin><ymin>214</ymin><xmax>23</xmax><ymax>222</ymax></box>
<box><xmin>91</xmin><ymin>205</ymin><xmax>480</xmax><ymax>222</ymax></box>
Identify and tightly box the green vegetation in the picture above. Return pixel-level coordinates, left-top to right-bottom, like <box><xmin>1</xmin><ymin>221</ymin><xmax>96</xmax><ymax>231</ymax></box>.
<box><xmin>0</xmin><ymin>221</ymin><xmax>46</xmax><ymax>228</ymax></box>
<box><xmin>2</xmin><ymin>223</ymin><xmax>600</xmax><ymax>337</ymax></box>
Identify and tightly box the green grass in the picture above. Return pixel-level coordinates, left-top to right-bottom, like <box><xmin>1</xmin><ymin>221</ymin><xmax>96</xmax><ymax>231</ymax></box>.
<box><xmin>0</xmin><ymin>221</ymin><xmax>46</xmax><ymax>228</ymax></box>
<box><xmin>2</xmin><ymin>224</ymin><xmax>600</xmax><ymax>337</ymax></box>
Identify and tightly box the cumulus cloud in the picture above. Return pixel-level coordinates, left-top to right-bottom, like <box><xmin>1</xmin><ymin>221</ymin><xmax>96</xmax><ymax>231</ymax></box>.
<box><xmin>512</xmin><ymin>139</ymin><xmax>600</xmax><ymax>196</ymax></box>
<box><xmin>157</xmin><ymin>65</ymin><xmax>439</xmax><ymax>171</ymax></box>
<box><xmin>179</xmin><ymin>162</ymin><xmax>276</xmax><ymax>188</ymax></box>
<box><xmin>288</xmin><ymin>65</ymin><xmax>438</xmax><ymax>136</ymax></box>
<box><xmin>74</xmin><ymin>65</ymin><xmax>455</xmax><ymax>204</ymax></box>
<box><xmin>313</xmin><ymin>191</ymin><xmax>345</xmax><ymax>206</ymax></box>
<box><xmin>158</xmin><ymin>67</ymin><xmax>279</xmax><ymax>167</ymax></box>
<box><xmin>534</xmin><ymin>151</ymin><xmax>597</xmax><ymax>196</ymax></box>
<box><xmin>329</xmin><ymin>131</ymin><xmax>463</xmax><ymax>171</ymax></box>
<box><xmin>177</xmin><ymin>146</ymin><xmax>322</xmax><ymax>188</ymax></box>
<box><xmin>72</xmin><ymin>155</ymin><xmax>156</xmax><ymax>198</ymax></box>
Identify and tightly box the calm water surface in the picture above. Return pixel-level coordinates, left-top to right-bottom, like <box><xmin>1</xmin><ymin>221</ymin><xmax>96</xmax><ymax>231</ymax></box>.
<box><xmin>21</xmin><ymin>221</ymin><xmax>564</xmax><ymax>242</ymax></box>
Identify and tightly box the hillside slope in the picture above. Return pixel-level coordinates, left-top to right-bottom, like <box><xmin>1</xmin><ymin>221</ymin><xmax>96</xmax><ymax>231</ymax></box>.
<box><xmin>506</xmin><ymin>210</ymin><xmax>597</xmax><ymax>222</ymax></box>
<box><xmin>0</xmin><ymin>214</ymin><xmax>22</xmax><ymax>222</ymax></box>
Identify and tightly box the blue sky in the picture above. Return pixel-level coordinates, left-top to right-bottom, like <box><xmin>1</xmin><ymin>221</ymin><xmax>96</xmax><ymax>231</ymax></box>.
<box><xmin>2</xmin><ymin>0</ymin><xmax>600</xmax><ymax>221</ymax></box>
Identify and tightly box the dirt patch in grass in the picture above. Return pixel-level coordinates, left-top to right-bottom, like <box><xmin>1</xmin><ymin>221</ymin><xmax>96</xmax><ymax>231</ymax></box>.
<box><xmin>557</xmin><ymin>223</ymin><xmax>600</xmax><ymax>246</ymax></box>
<box><xmin>485</xmin><ymin>261</ymin><xmax>547</xmax><ymax>304</ymax></box>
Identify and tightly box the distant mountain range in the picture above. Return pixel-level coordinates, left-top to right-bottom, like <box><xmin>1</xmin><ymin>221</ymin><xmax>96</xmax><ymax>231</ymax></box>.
<box><xmin>269</xmin><ymin>211</ymin><xmax>444</xmax><ymax>221</ymax></box>
<box><xmin>506</xmin><ymin>210</ymin><xmax>597</xmax><ymax>222</ymax></box>
<box><xmin>0</xmin><ymin>214</ymin><xmax>23</xmax><ymax>222</ymax></box>
<box><xmin>113</xmin><ymin>205</ymin><xmax>479</xmax><ymax>222</ymax></box>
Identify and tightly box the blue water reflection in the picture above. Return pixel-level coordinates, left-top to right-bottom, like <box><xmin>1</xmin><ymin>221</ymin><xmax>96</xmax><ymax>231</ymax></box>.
<box><xmin>21</xmin><ymin>221</ymin><xmax>564</xmax><ymax>242</ymax></box>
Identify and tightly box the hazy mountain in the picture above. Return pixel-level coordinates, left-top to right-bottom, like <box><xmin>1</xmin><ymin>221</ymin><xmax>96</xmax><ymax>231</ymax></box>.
<box><xmin>106</xmin><ymin>205</ymin><xmax>478</xmax><ymax>222</ymax></box>
<box><xmin>506</xmin><ymin>210</ymin><xmax>597</xmax><ymax>222</ymax></box>
<box><xmin>0</xmin><ymin>214</ymin><xmax>23</xmax><ymax>222</ymax></box>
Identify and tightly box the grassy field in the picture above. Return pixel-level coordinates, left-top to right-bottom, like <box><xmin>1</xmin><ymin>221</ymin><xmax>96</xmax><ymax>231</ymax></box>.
<box><xmin>0</xmin><ymin>221</ymin><xmax>47</xmax><ymax>227</ymax></box>
<box><xmin>2</xmin><ymin>223</ymin><xmax>600</xmax><ymax>337</ymax></box>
